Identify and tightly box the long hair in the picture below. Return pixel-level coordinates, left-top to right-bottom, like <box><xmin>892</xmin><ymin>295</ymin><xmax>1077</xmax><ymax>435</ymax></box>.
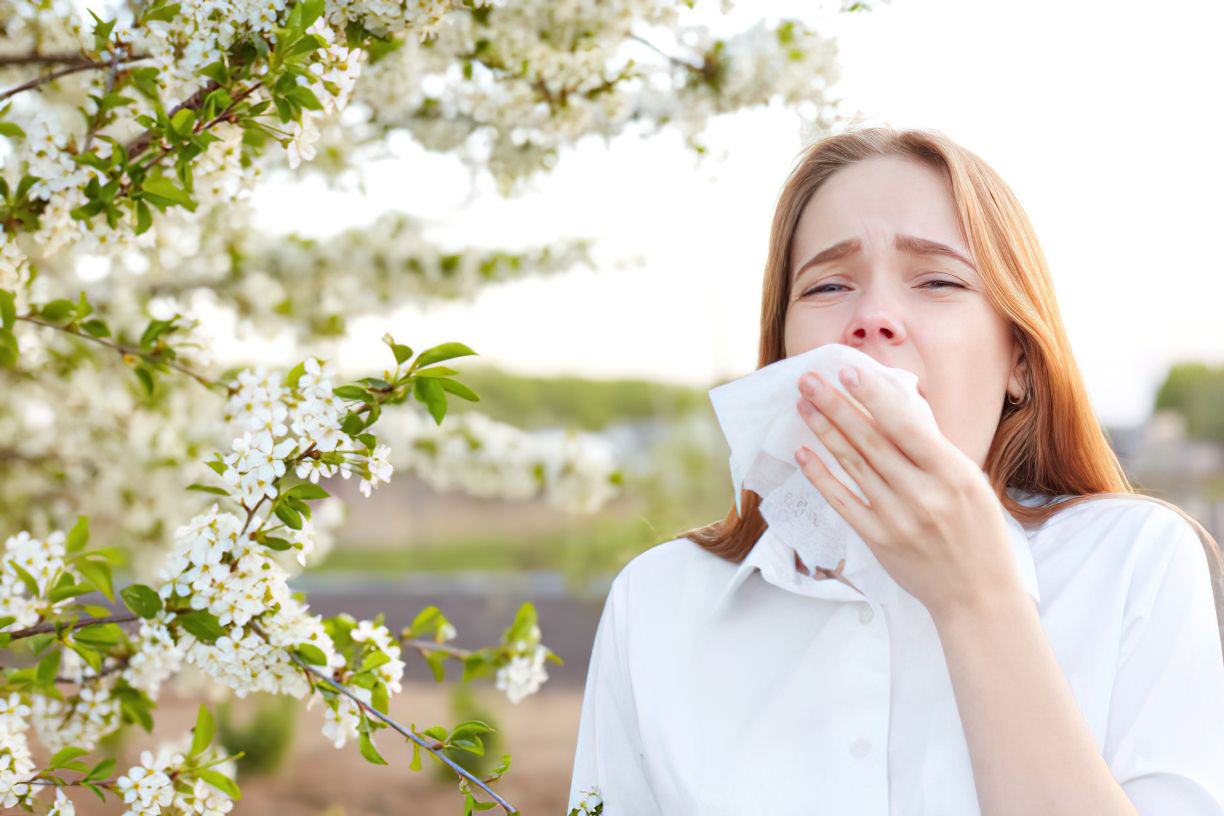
<box><xmin>677</xmin><ymin>125</ymin><xmax>1224</xmax><ymax>656</ymax></box>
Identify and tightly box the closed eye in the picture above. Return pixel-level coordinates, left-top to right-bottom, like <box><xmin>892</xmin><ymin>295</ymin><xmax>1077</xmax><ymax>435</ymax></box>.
<box><xmin>802</xmin><ymin>280</ymin><xmax>965</xmax><ymax>296</ymax></box>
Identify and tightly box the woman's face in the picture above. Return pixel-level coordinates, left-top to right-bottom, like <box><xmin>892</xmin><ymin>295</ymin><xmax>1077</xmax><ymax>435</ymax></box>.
<box><xmin>783</xmin><ymin>153</ymin><xmax>1025</xmax><ymax>470</ymax></box>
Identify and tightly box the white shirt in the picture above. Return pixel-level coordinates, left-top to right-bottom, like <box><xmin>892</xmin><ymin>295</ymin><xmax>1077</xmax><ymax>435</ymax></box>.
<box><xmin>567</xmin><ymin>487</ymin><xmax>1224</xmax><ymax>815</ymax></box>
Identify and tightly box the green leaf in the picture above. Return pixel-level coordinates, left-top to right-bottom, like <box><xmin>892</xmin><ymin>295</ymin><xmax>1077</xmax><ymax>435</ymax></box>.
<box><xmin>141</xmin><ymin>176</ymin><xmax>195</xmax><ymax>209</ymax></box>
<box><xmin>10</xmin><ymin>562</ymin><xmax>41</xmax><ymax>597</ymax></box>
<box><xmin>292</xmin><ymin>643</ymin><xmax>327</xmax><ymax>665</ymax></box>
<box><xmin>134</xmin><ymin>200</ymin><xmax>153</xmax><ymax>235</ymax></box>
<box><xmin>85</xmin><ymin>757</ymin><xmax>115</xmax><ymax>782</ymax></box>
<box><xmin>450</xmin><ymin>735</ymin><xmax>484</xmax><ymax>755</ymax></box>
<box><xmin>360</xmin><ymin>651</ymin><xmax>390</xmax><ymax>672</ymax></box>
<box><xmin>332</xmin><ymin>385</ymin><xmax>369</xmax><ymax>401</ymax></box>
<box><xmin>196</xmin><ymin>768</ymin><xmax>241</xmax><ymax>800</ymax></box>
<box><xmin>284</xmin><ymin>360</ymin><xmax>306</xmax><ymax>388</ymax></box>
<box><xmin>67</xmin><ymin>640</ymin><xmax>103</xmax><ymax>673</ymax></box>
<box><xmin>191</xmin><ymin>704</ymin><xmax>214</xmax><ymax>756</ymax></box>
<box><xmin>186</xmin><ymin>483</ymin><xmax>230</xmax><ymax>496</ymax></box>
<box><xmin>0</xmin><ymin>290</ymin><xmax>15</xmax><ymax>330</ymax></box>
<box><xmin>370</xmin><ymin>679</ymin><xmax>389</xmax><ymax>714</ymax></box>
<box><xmin>358</xmin><ymin>729</ymin><xmax>387</xmax><ymax>765</ymax></box>
<box><xmin>437</xmin><ymin>378</ymin><xmax>480</xmax><ymax>402</ymax></box>
<box><xmin>142</xmin><ymin>1</ymin><xmax>180</xmax><ymax>23</ymax></box>
<box><xmin>274</xmin><ymin>502</ymin><xmax>302</xmax><ymax>531</ymax></box>
<box><xmin>36</xmin><ymin>648</ymin><xmax>61</xmax><ymax>688</ymax></box>
<box><xmin>413</xmin><ymin>378</ymin><xmax>447</xmax><ymax>425</ymax></box>
<box><xmin>0</xmin><ymin>121</ymin><xmax>26</xmax><ymax>140</ymax></box>
<box><xmin>425</xmin><ymin>650</ymin><xmax>447</xmax><ymax>683</ymax></box>
<box><xmin>415</xmin><ymin>342</ymin><xmax>477</xmax><ymax>369</ymax></box>
<box><xmin>134</xmin><ymin>364</ymin><xmax>156</xmax><ymax>396</ymax></box>
<box><xmin>48</xmin><ymin>746</ymin><xmax>90</xmax><ymax>770</ymax></box>
<box><xmin>285</xmin><ymin>482</ymin><xmax>329</xmax><ymax>501</ymax></box>
<box><xmin>383</xmin><ymin>337</ymin><xmax>413</xmax><ymax>365</ymax></box>
<box><xmin>261</xmin><ymin>537</ymin><xmax>292</xmax><ymax>551</ymax></box>
<box><xmin>74</xmin><ymin>558</ymin><xmax>115</xmax><ymax>602</ymax></box>
<box><xmin>409</xmin><ymin>738</ymin><xmax>422</xmax><ymax>771</ymax></box>
<box><xmin>0</xmin><ymin>328</ymin><xmax>18</xmax><ymax>368</ymax></box>
<box><xmin>74</xmin><ymin>622</ymin><xmax>123</xmax><ymax>647</ymax></box>
<box><xmin>118</xmin><ymin>688</ymin><xmax>155</xmax><ymax>732</ymax></box>
<box><xmin>65</xmin><ymin>515</ymin><xmax>89</xmax><ymax>553</ymax></box>
<box><xmin>410</xmin><ymin>366</ymin><xmax>459</xmax><ymax>378</ymax></box>
<box><xmin>177</xmin><ymin>609</ymin><xmax>226</xmax><ymax>643</ymax></box>
<box><xmin>40</xmin><ymin>298</ymin><xmax>77</xmax><ymax>324</ymax></box>
<box><xmin>120</xmin><ymin>583</ymin><xmax>162</xmax><ymax>619</ymax></box>
<box><xmin>285</xmin><ymin>85</ymin><xmax>323</xmax><ymax>111</ymax></box>
<box><xmin>81</xmin><ymin>318</ymin><xmax>111</xmax><ymax>338</ymax></box>
<box><xmin>169</xmin><ymin>107</ymin><xmax>196</xmax><ymax>138</ymax></box>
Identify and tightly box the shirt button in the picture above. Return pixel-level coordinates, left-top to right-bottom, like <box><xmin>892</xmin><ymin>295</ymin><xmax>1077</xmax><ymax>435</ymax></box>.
<box><xmin>858</xmin><ymin>605</ymin><xmax>875</xmax><ymax>624</ymax></box>
<box><xmin>849</xmin><ymin>738</ymin><xmax>872</xmax><ymax>758</ymax></box>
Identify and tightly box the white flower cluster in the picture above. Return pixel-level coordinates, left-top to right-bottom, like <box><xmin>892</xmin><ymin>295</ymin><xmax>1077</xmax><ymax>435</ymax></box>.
<box><xmin>156</xmin><ymin>502</ymin><xmax>341</xmax><ymax>698</ymax></box>
<box><xmin>0</xmin><ymin>351</ymin><xmax>350</xmax><ymax>582</ymax></box>
<box><xmin>222</xmin><ymin>357</ymin><xmax>393</xmax><ymax>499</ymax></box>
<box><xmin>96</xmin><ymin>208</ymin><xmax>598</xmax><ymax>343</ymax></box>
<box><xmin>0</xmin><ymin>530</ymin><xmax>67</xmax><ymax>629</ymax></box>
<box><xmin>495</xmin><ymin>622</ymin><xmax>549</xmax><ymax>705</ymax></box>
<box><xmin>114</xmin><ymin>747</ymin><xmax>234</xmax><ymax>816</ymax></box>
<box><xmin>571</xmin><ymin>785</ymin><xmax>603</xmax><ymax>815</ymax></box>
<box><xmin>32</xmin><ymin>684</ymin><xmax>122</xmax><ymax>753</ymax></box>
<box><xmin>391</xmin><ymin>408</ymin><xmax>621</xmax><ymax>513</ymax></box>
<box><xmin>0</xmin><ymin>693</ymin><xmax>34</xmax><ymax>810</ymax></box>
<box><xmin>320</xmin><ymin>619</ymin><xmax>405</xmax><ymax>748</ymax></box>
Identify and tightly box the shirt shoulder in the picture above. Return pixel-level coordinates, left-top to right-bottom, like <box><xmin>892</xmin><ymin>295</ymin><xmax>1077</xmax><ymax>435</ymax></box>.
<box><xmin>1035</xmin><ymin>493</ymin><xmax>1209</xmax><ymax>617</ymax></box>
<box><xmin>606</xmin><ymin>534</ymin><xmax>739</xmax><ymax>617</ymax></box>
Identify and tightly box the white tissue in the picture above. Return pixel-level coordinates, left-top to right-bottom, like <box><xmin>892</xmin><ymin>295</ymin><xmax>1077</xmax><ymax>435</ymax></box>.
<box><xmin>709</xmin><ymin>343</ymin><xmax>942</xmax><ymax>603</ymax></box>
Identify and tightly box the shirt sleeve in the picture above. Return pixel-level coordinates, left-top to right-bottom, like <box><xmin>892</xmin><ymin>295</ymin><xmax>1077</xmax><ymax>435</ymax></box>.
<box><xmin>566</xmin><ymin>569</ymin><xmax>663</xmax><ymax>816</ymax></box>
<box><xmin>1103</xmin><ymin>509</ymin><xmax>1224</xmax><ymax>814</ymax></box>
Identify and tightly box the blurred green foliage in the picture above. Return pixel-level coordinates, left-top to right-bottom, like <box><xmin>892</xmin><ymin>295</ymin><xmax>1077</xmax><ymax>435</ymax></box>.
<box><xmin>1155</xmin><ymin>363</ymin><xmax>1224</xmax><ymax>442</ymax></box>
<box><xmin>218</xmin><ymin>695</ymin><xmax>298</xmax><ymax>777</ymax></box>
<box><xmin>444</xmin><ymin>363</ymin><xmax>711</xmax><ymax>431</ymax></box>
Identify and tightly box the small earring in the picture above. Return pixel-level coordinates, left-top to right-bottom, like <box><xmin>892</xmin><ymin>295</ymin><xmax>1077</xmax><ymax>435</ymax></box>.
<box><xmin>1008</xmin><ymin>390</ymin><xmax>1026</xmax><ymax>405</ymax></box>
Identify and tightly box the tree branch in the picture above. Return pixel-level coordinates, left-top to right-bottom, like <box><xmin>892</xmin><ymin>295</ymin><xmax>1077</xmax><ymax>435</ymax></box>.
<box><xmin>0</xmin><ymin>55</ymin><xmax>152</xmax><ymax>103</ymax></box>
<box><xmin>7</xmin><ymin>613</ymin><xmax>139</xmax><ymax>641</ymax></box>
<box><xmin>15</xmin><ymin>313</ymin><xmax>229</xmax><ymax>393</ymax></box>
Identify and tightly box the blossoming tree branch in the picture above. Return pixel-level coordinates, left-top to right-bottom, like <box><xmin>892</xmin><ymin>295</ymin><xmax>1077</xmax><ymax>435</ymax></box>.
<box><xmin>0</xmin><ymin>0</ymin><xmax>863</xmax><ymax>812</ymax></box>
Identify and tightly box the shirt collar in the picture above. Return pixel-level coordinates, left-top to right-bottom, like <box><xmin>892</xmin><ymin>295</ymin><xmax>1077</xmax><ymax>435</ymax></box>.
<box><xmin>711</xmin><ymin>487</ymin><xmax>1043</xmax><ymax>615</ymax></box>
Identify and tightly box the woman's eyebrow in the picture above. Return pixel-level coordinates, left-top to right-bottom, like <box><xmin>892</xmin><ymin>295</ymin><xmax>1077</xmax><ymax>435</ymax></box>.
<box><xmin>793</xmin><ymin>234</ymin><xmax>978</xmax><ymax>280</ymax></box>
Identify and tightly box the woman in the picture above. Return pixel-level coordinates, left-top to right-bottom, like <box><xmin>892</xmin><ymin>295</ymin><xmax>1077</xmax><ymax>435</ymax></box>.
<box><xmin>566</xmin><ymin>126</ymin><xmax>1224</xmax><ymax>815</ymax></box>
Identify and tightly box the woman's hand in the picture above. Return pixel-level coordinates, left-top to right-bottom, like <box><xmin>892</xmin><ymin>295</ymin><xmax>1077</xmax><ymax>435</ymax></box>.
<box><xmin>792</xmin><ymin>364</ymin><xmax>1023</xmax><ymax>621</ymax></box>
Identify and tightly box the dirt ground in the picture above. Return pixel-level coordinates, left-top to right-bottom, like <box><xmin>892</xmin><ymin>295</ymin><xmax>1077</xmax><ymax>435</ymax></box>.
<box><xmin>67</xmin><ymin>680</ymin><xmax>584</xmax><ymax>816</ymax></box>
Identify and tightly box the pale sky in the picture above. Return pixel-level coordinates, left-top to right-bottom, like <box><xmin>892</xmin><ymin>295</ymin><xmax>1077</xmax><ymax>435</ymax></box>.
<box><xmin>238</xmin><ymin>0</ymin><xmax>1224</xmax><ymax>428</ymax></box>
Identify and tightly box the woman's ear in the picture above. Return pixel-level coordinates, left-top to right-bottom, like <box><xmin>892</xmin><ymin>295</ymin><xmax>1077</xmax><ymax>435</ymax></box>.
<box><xmin>1007</xmin><ymin>352</ymin><xmax>1029</xmax><ymax>400</ymax></box>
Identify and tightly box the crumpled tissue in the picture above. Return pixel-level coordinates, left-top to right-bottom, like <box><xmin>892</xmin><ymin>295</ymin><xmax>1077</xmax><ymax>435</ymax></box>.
<box><xmin>708</xmin><ymin>343</ymin><xmax>1019</xmax><ymax>607</ymax></box>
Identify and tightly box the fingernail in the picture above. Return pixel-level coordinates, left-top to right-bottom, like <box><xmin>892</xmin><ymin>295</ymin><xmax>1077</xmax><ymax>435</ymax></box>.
<box><xmin>802</xmin><ymin>372</ymin><xmax>824</xmax><ymax>397</ymax></box>
<box><xmin>840</xmin><ymin>366</ymin><xmax>859</xmax><ymax>387</ymax></box>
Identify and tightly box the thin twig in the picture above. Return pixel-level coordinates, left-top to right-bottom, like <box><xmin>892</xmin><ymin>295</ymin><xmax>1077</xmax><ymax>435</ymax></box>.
<box><xmin>267</xmin><ymin>629</ymin><xmax>519</xmax><ymax>814</ymax></box>
<box><xmin>627</xmin><ymin>32</ymin><xmax>704</xmax><ymax>72</ymax></box>
<box><xmin>8</xmin><ymin>613</ymin><xmax>139</xmax><ymax>641</ymax></box>
<box><xmin>0</xmin><ymin>56</ymin><xmax>151</xmax><ymax>103</ymax></box>
<box><xmin>400</xmin><ymin>638</ymin><xmax>472</xmax><ymax>659</ymax></box>
<box><xmin>15</xmin><ymin>313</ymin><xmax>227</xmax><ymax>393</ymax></box>
<box><xmin>82</xmin><ymin>48</ymin><xmax>124</xmax><ymax>154</ymax></box>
